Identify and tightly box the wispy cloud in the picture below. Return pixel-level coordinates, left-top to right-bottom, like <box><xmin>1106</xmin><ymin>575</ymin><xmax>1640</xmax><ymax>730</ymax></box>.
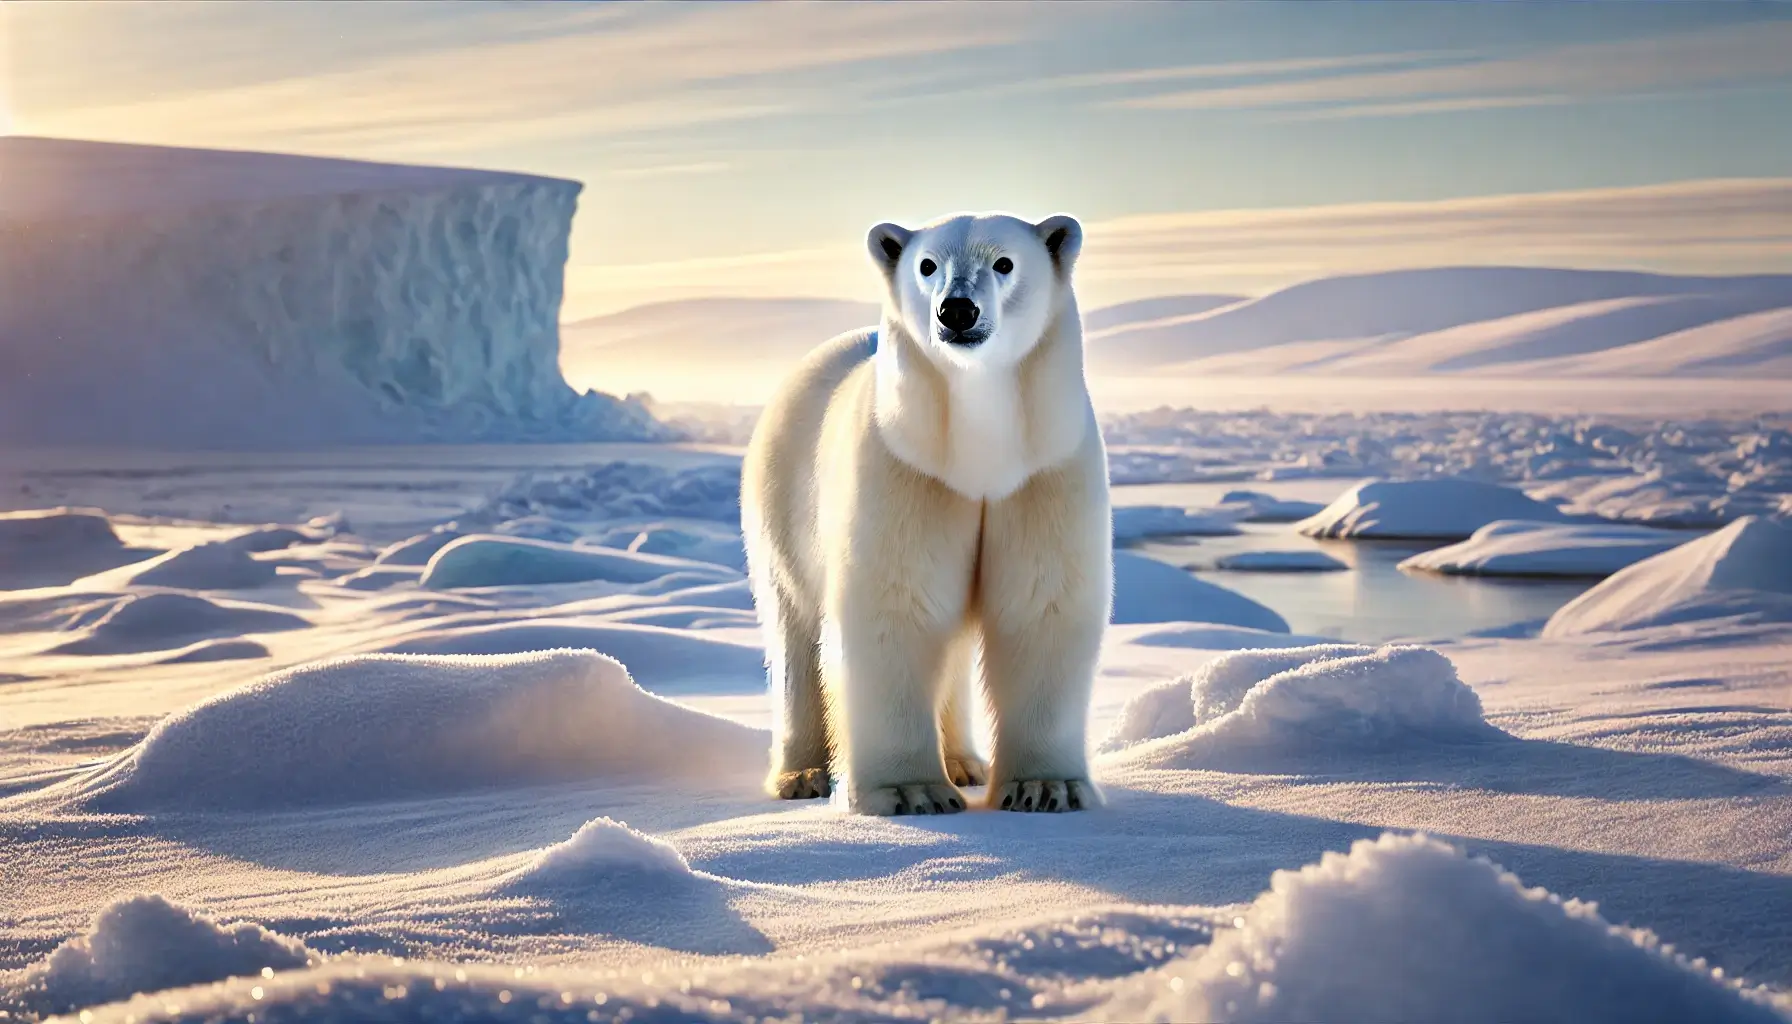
<box><xmin>1109</xmin><ymin>20</ymin><xmax>1792</xmax><ymax>118</ymax></box>
<box><xmin>15</xmin><ymin>2</ymin><xmax>1050</xmax><ymax>157</ymax></box>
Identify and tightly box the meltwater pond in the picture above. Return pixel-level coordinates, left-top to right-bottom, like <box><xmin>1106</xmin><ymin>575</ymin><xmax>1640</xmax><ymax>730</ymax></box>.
<box><xmin>1115</xmin><ymin>481</ymin><xmax>1599</xmax><ymax>643</ymax></box>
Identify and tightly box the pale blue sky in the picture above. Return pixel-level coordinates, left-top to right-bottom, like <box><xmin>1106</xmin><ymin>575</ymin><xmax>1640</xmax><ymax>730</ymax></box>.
<box><xmin>8</xmin><ymin>1</ymin><xmax>1791</xmax><ymax>316</ymax></box>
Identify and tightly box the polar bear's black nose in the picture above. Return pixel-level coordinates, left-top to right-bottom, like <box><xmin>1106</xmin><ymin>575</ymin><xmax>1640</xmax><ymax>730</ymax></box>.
<box><xmin>937</xmin><ymin>298</ymin><xmax>980</xmax><ymax>333</ymax></box>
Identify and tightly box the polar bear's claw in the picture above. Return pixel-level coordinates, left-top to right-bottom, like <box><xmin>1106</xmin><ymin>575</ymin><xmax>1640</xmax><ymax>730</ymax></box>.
<box><xmin>856</xmin><ymin>782</ymin><xmax>966</xmax><ymax>816</ymax></box>
<box><xmin>944</xmin><ymin>756</ymin><xmax>989</xmax><ymax>787</ymax></box>
<box><xmin>773</xmin><ymin>768</ymin><xmax>832</xmax><ymax>800</ymax></box>
<box><xmin>992</xmin><ymin>778</ymin><xmax>1100</xmax><ymax>812</ymax></box>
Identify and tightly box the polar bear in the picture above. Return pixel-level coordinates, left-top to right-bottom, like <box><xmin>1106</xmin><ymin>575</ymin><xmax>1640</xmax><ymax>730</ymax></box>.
<box><xmin>741</xmin><ymin>211</ymin><xmax>1111</xmax><ymax>815</ymax></box>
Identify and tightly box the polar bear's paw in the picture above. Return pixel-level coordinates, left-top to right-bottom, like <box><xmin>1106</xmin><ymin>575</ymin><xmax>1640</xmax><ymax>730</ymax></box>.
<box><xmin>854</xmin><ymin>782</ymin><xmax>967</xmax><ymax>816</ymax></box>
<box><xmin>772</xmin><ymin>767</ymin><xmax>832</xmax><ymax>800</ymax></box>
<box><xmin>944</xmin><ymin>755</ymin><xmax>989</xmax><ymax>788</ymax></box>
<box><xmin>991</xmin><ymin>778</ymin><xmax>1101</xmax><ymax>813</ymax></box>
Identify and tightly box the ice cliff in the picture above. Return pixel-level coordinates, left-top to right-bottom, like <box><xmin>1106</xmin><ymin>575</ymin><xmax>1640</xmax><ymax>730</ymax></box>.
<box><xmin>0</xmin><ymin>137</ymin><xmax>669</xmax><ymax>446</ymax></box>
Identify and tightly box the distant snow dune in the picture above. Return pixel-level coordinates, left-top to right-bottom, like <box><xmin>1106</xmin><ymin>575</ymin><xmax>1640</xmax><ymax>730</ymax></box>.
<box><xmin>1085</xmin><ymin>266</ymin><xmax>1792</xmax><ymax>379</ymax></box>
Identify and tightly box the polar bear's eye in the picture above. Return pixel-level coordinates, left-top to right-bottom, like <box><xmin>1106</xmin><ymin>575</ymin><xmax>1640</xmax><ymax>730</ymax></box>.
<box><xmin>919</xmin><ymin>258</ymin><xmax>937</xmax><ymax>278</ymax></box>
<box><xmin>993</xmin><ymin>257</ymin><xmax>1014</xmax><ymax>275</ymax></box>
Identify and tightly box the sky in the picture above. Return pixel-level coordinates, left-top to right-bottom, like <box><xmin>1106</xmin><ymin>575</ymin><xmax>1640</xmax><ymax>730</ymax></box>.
<box><xmin>5</xmin><ymin>0</ymin><xmax>1792</xmax><ymax>320</ymax></box>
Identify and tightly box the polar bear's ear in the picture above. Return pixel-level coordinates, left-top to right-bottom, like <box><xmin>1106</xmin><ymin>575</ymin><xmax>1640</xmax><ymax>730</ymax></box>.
<box><xmin>867</xmin><ymin>222</ymin><xmax>914</xmax><ymax>276</ymax></box>
<box><xmin>1035</xmin><ymin>215</ymin><xmax>1083</xmax><ymax>274</ymax></box>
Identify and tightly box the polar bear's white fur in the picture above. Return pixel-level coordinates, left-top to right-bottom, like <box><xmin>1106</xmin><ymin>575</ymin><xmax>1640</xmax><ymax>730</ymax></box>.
<box><xmin>741</xmin><ymin>212</ymin><xmax>1111</xmax><ymax>815</ymax></box>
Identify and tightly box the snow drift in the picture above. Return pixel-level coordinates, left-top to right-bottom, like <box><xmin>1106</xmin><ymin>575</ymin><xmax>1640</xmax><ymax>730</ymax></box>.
<box><xmin>1111</xmin><ymin>551</ymin><xmax>1289</xmax><ymax>632</ymax></box>
<box><xmin>1113</xmin><ymin>505</ymin><xmax>1242</xmax><ymax>542</ymax></box>
<box><xmin>76</xmin><ymin>540</ymin><xmax>276</xmax><ymax>590</ymax></box>
<box><xmin>502</xmin><ymin>817</ymin><xmax>695</xmax><ymax>892</ymax></box>
<box><xmin>1543</xmin><ymin>516</ymin><xmax>1792</xmax><ymax>637</ymax></box>
<box><xmin>1105</xmin><ymin>645</ymin><xmax>1496</xmax><ymax>767</ymax></box>
<box><xmin>2</xmin><ymin>894</ymin><xmax>315</xmax><ymax>1019</ymax></box>
<box><xmin>1298</xmin><ymin>479</ymin><xmax>1566</xmax><ymax>540</ymax></box>
<box><xmin>0</xmin><ymin>136</ymin><xmax>666</xmax><ymax>446</ymax></box>
<box><xmin>1106</xmin><ymin>832</ymin><xmax>1783</xmax><ymax>1024</ymax></box>
<box><xmin>420</xmin><ymin>535</ymin><xmax>738</xmax><ymax>589</ymax></box>
<box><xmin>50</xmin><ymin>593</ymin><xmax>308</xmax><ymax>656</ymax></box>
<box><xmin>0</xmin><ymin>507</ymin><xmax>148</xmax><ymax>587</ymax></box>
<box><xmin>56</xmin><ymin>649</ymin><xmax>764</xmax><ymax>811</ymax></box>
<box><xmin>1401</xmin><ymin>520</ymin><xmax>1692</xmax><ymax>578</ymax></box>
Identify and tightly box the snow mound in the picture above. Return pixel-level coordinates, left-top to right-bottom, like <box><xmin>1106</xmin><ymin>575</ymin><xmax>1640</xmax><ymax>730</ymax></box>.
<box><xmin>60</xmin><ymin>649</ymin><xmax>764</xmax><ymax>811</ymax></box>
<box><xmin>0</xmin><ymin>506</ymin><xmax>121</xmax><ymax>552</ymax></box>
<box><xmin>1099</xmin><ymin>644</ymin><xmax>1373</xmax><ymax>753</ymax></box>
<box><xmin>50</xmin><ymin>593</ymin><xmax>308</xmax><ymax>656</ymax></box>
<box><xmin>1214</xmin><ymin>550</ymin><xmax>1348</xmax><ymax>572</ymax></box>
<box><xmin>1214</xmin><ymin>490</ymin><xmax>1327</xmax><ymax>523</ymax></box>
<box><xmin>381</xmin><ymin>620</ymin><xmax>765</xmax><ymax>693</ymax></box>
<box><xmin>1298</xmin><ymin>478</ymin><xmax>1566</xmax><ymax>540</ymax></box>
<box><xmin>1107</xmin><ymin>833</ymin><xmax>1784</xmax><ymax>1024</ymax></box>
<box><xmin>420</xmin><ymin>535</ymin><xmax>737</xmax><ymax>589</ymax></box>
<box><xmin>590</xmin><ymin>523</ymin><xmax>749</xmax><ymax>571</ymax></box>
<box><xmin>155</xmin><ymin>638</ymin><xmax>271</xmax><ymax>665</ymax></box>
<box><xmin>3</xmin><ymin>894</ymin><xmax>314</xmax><ymax>1019</ymax></box>
<box><xmin>1112</xmin><ymin>551</ymin><xmax>1289</xmax><ymax>632</ymax></box>
<box><xmin>0</xmin><ymin>137</ymin><xmax>669</xmax><ymax>447</ymax></box>
<box><xmin>475</xmin><ymin>461</ymin><xmax>743</xmax><ymax>525</ymax></box>
<box><xmin>1109</xmin><ymin>645</ymin><xmax>1495</xmax><ymax>767</ymax></box>
<box><xmin>1402</xmin><ymin>520</ymin><xmax>1693</xmax><ymax>578</ymax></box>
<box><xmin>503</xmin><ymin>817</ymin><xmax>694</xmax><ymax>892</ymax></box>
<box><xmin>374</xmin><ymin>528</ymin><xmax>464</xmax><ymax>565</ymax></box>
<box><xmin>1543</xmin><ymin>516</ymin><xmax>1792</xmax><ymax>637</ymax></box>
<box><xmin>1113</xmin><ymin>505</ymin><xmax>1242</xmax><ymax>542</ymax></box>
<box><xmin>80</xmin><ymin>540</ymin><xmax>277</xmax><ymax>590</ymax></box>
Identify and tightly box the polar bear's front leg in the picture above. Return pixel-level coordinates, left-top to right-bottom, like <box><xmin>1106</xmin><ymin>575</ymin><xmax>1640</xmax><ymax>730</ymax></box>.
<box><xmin>763</xmin><ymin>584</ymin><xmax>832</xmax><ymax>799</ymax></box>
<box><xmin>824</xmin><ymin>606</ymin><xmax>967</xmax><ymax>816</ymax></box>
<box><xmin>979</xmin><ymin>458</ymin><xmax>1111</xmax><ymax>812</ymax></box>
<box><xmin>939</xmin><ymin>632</ymin><xmax>989</xmax><ymax>788</ymax></box>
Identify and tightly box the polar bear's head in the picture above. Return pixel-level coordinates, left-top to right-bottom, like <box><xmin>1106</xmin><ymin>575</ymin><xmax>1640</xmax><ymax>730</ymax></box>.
<box><xmin>867</xmin><ymin>212</ymin><xmax>1082</xmax><ymax>370</ymax></box>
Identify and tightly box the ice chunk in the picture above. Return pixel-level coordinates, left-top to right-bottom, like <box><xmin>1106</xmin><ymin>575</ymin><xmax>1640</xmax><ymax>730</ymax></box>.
<box><xmin>1113</xmin><ymin>505</ymin><xmax>1242</xmax><ymax>542</ymax></box>
<box><xmin>1112</xmin><ymin>551</ymin><xmax>1290</xmax><ymax>632</ymax></box>
<box><xmin>1402</xmin><ymin>520</ymin><xmax>1693</xmax><ymax>578</ymax></box>
<box><xmin>1213</xmin><ymin>550</ymin><xmax>1348</xmax><ymax>572</ymax></box>
<box><xmin>1543</xmin><ymin>516</ymin><xmax>1792</xmax><ymax>636</ymax></box>
<box><xmin>420</xmin><ymin>535</ymin><xmax>737</xmax><ymax>589</ymax></box>
<box><xmin>373</xmin><ymin>528</ymin><xmax>465</xmax><ymax>565</ymax></box>
<box><xmin>1106</xmin><ymin>833</ymin><xmax>1783</xmax><ymax>1023</ymax></box>
<box><xmin>1298</xmin><ymin>478</ymin><xmax>1566</xmax><ymax>540</ymax></box>
<box><xmin>1109</xmin><ymin>645</ymin><xmax>1495</xmax><ymax>769</ymax></box>
<box><xmin>3</xmin><ymin>894</ymin><xmax>314</xmax><ymax>1019</ymax></box>
<box><xmin>57</xmin><ymin>649</ymin><xmax>765</xmax><ymax>811</ymax></box>
<box><xmin>1214</xmin><ymin>490</ymin><xmax>1327</xmax><ymax>523</ymax></box>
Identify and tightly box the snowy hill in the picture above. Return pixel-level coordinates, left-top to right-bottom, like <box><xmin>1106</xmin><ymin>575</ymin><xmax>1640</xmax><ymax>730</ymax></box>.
<box><xmin>1085</xmin><ymin>266</ymin><xmax>1792</xmax><ymax>378</ymax></box>
<box><xmin>0</xmin><ymin>137</ymin><xmax>666</xmax><ymax>447</ymax></box>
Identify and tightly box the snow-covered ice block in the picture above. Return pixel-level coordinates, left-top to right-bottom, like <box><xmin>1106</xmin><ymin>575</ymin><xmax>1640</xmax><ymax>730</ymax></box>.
<box><xmin>1402</xmin><ymin>519</ymin><xmax>1693</xmax><ymax>578</ymax></box>
<box><xmin>1214</xmin><ymin>549</ymin><xmax>1348</xmax><ymax>572</ymax></box>
<box><xmin>1105</xmin><ymin>833</ymin><xmax>1784</xmax><ymax>1024</ymax></box>
<box><xmin>1543</xmin><ymin>516</ymin><xmax>1792</xmax><ymax>637</ymax></box>
<box><xmin>1112</xmin><ymin>551</ymin><xmax>1290</xmax><ymax>632</ymax></box>
<box><xmin>0</xmin><ymin>136</ymin><xmax>667</xmax><ymax>446</ymax></box>
<box><xmin>56</xmin><ymin>649</ymin><xmax>764</xmax><ymax>811</ymax></box>
<box><xmin>1214</xmin><ymin>490</ymin><xmax>1327</xmax><ymax>523</ymax></box>
<box><xmin>2</xmin><ymin>894</ymin><xmax>315</xmax><ymax>1020</ymax></box>
<box><xmin>1106</xmin><ymin>645</ymin><xmax>1496</xmax><ymax>767</ymax></box>
<box><xmin>1113</xmin><ymin>505</ymin><xmax>1242</xmax><ymax>542</ymax></box>
<box><xmin>50</xmin><ymin>593</ymin><xmax>307</xmax><ymax>656</ymax></box>
<box><xmin>374</xmin><ymin>528</ymin><xmax>465</xmax><ymax>566</ymax></box>
<box><xmin>1298</xmin><ymin>478</ymin><xmax>1567</xmax><ymax>540</ymax></box>
<box><xmin>76</xmin><ymin>540</ymin><xmax>276</xmax><ymax>590</ymax></box>
<box><xmin>420</xmin><ymin>534</ymin><xmax>737</xmax><ymax>589</ymax></box>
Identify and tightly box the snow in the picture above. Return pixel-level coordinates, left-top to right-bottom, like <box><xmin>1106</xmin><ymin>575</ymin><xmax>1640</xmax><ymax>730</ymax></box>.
<box><xmin>1214</xmin><ymin>550</ymin><xmax>1348</xmax><ymax>572</ymax></box>
<box><xmin>1543</xmin><ymin>516</ymin><xmax>1792</xmax><ymax>637</ymax></box>
<box><xmin>49</xmin><ymin>593</ymin><xmax>308</xmax><ymax>656</ymax></box>
<box><xmin>1105</xmin><ymin>645</ymin><xmax>1496</xmax><ymax>768</ymax></box>
<box><xmin>506</xmin><ymin>817</ymin><xmax>695</xmax><ymax>890</ymax></box>
<box><xmin>1083</xmin><ymin>266</ymin><xmax>1792</xmax><ymax>378</ymax></box>
<box><xmin>0</xmin><ymin>507</ymin><xmax>148</xmax><ymax>588</ymax></box>
<box><xmin>1298</xmin><ymin>478</ymin><xmax>1568</xmax><ymax>540</ymax></box>
<box><xmin>1113</xmin><ymin>505</ymin><xmax>1242</xmax><ymax>542</ymax></box>
<box><xmin>1106</xmin><ymin>833</ymin><xmax>1784</xmax><ymax>1024</ymax></box>
<box><xmin>1401</xmin><ymin>520</ymin><xmax>1694</xmax><ymax>578</ymax></box>
<box><xmin>420</xmin><ymin>535</ymin><xmax>739</xmax><ymax>589</ymax></box>
<box><xmin>0</xmin><ymin>894</ymin><xmax>315</xmax><ymax>1020</ymax></box>
<box><xmin>0</xmin><ymin>137</ymin><xmax>668</xmax><ymax>447</ymax></box>
<box><xmin>1213</xmin><ymin>490</ymin><xmax>1327</xmax><ymax>523</ymax></box>
<box><xmin>374</xmin><ymin>529</ymin><xmax>466</xmax><ymax>566</ymax></box>
<box><xmin>1112</xmin><ymin>551</ymin><xmax>1290</xmax><ymax>631</ymax></box>
<box><xmin>40</xmin><ymin>650</ymin><xmax>763</xmax><ymax>811</ymax></box>
<box><xmin>75</xmin><ymin>540</ymin><xmax>276</xmax><ymax>591</ymax></box>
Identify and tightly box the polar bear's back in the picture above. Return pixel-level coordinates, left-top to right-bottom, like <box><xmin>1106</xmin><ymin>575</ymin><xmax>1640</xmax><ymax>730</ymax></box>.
<box><xmin>741</xmin><ymin>327</ymin><xmax>878</xmax><ymax>602</ymax></box>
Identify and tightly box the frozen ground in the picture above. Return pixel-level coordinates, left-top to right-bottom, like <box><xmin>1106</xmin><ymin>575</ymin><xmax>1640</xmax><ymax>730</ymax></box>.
<box><xmin>1</xmin><ymin>420</ymin><xmax>1789</xmax><ymax>1023</ymax></box>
